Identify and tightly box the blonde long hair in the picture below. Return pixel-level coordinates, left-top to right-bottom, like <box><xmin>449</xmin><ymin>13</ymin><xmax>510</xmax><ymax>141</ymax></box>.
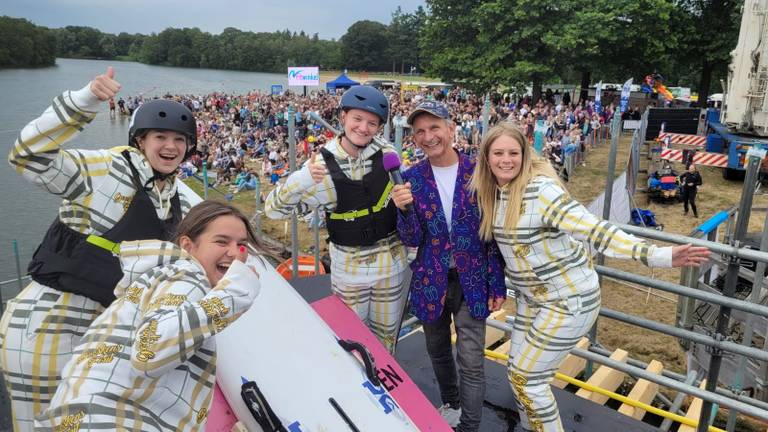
<box><xmin>469</xmin><ymin>122</ymin><xmax>562</xmax><ymax>241</ymax></box>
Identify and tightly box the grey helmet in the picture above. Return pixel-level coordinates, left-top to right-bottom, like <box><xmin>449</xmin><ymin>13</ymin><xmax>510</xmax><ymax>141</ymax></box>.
<box><xmin>128</xmin><ymin>99</ymin><xmax>197</xmax><ymax>159</ymax></box>
<box><xmin>339</xmin><ymin>85</ymin><xmax>389</xmax><ymax>123</ymax></box>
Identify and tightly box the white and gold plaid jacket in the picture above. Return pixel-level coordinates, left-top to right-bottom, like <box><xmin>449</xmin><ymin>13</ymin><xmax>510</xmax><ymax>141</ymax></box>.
<box><xmin>35</xmin><ymin>240</ymin><xmax>261</xmax><ymax>431</ymax></box>
<box><xmin>8</xmin><ymin>83</ymin><xmax>196</xmax><ymax>234</ymax></box>
<box><xmin>264</xmin><ymin>137</ymin><xmax>406</xmax><ymax>282</ymax></box>
<box><xmin>494</xmin><ymin>176</ymin><xmax>671</xmax><ymax>303</ymax></box>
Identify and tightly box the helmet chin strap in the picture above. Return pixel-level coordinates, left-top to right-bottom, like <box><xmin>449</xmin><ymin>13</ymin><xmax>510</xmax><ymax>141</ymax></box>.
<box><xmin>136</xmin><ymin>142</ymin><xmax>189</xmax><ymax>189</ymax></box>
<box><xmin>143</xmin><ymin>169</ymin><xmax>176</xmax><ymax>190</ymax></box>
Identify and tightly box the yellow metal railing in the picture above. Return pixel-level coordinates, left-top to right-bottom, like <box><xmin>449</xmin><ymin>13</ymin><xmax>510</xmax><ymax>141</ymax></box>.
<box><xmin>482</xmin><ymin>348</ymin><xmax>725</xmax><ymax>432</ymax></box>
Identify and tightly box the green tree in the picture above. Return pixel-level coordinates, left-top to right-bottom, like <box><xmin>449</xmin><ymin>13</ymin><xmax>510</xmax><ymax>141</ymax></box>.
<box><xmin>547</xmin><ymin>0</ymin><xmax>678</xmax><ymax>102</ymax></box>
<box><xmin>341</xmin><ymin>20</ymin><xmax>392</xmax><ymax>71</ymax></box>
<box><xmin>0</xmin><ymin>16</ymin><xmax>56</xmax><ymax>68</ymax></box>
<box><xmin>422</xmin><ymin>0</ymin><xmax>559</xmax><ymax>99</ymax></box>
<box><xmin>673</xmin><ymin>0</ymin><xmax>741</xmax><ymax>105</ymax></box>
<box><xmin>137</xmin><ymin>33</ymin><xmax>163</xmax><ymax>64</ymax></box>
<box><xmin>13</xmin><ymin>21</ymin><xmax>343</xmax><ymax>74</ymax></box>
<box><xmin>54</xmin><ymin>26</ymin><xmax>107</xmax><ymax>58</ymax></box>
<box><xmin>388</xmin><ymin>6</ymin><xmax>427</xmax><ymax>74</ymax></box>
<box><xmin>99</xmin><ymin>34</ymin><xmax>117</xmax><ymax>58</ymax></box>
<box><xmin>115</xmin><ymin>32</ymin><xmax>144</xmax><ymax>58</ymax></box>
<box><xmin>420</xmin><ymin>0</ymin><xmax>486</xmax><ymax>90</ymax></box>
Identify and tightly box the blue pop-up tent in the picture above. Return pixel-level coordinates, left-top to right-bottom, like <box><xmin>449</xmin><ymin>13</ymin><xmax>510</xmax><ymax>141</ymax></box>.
<box><xmin>326</xmin><ymin>73</ymin><xmax>360</xmax><ymax>92</ymax></box>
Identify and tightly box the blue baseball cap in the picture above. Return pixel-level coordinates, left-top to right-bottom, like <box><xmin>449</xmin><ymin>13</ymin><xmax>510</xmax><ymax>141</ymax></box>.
<box><xmin>407</xmin><ymin>100</ymin><xmax>450</xmax><ymax>125</ymax></box>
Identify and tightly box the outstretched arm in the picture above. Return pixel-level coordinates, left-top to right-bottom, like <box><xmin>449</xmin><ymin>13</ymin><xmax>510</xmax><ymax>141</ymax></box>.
<box><xmin>671</xmin><ymin>243</ymin><xmax>710</xmax><ymax>267</ymax></box>
<box><xmin>538</xmin><ymin>179</ymin><xmax>709</xmax><ymax>268</ymax></box>
<box><xmin>8</xmin><ymin>67</ymin><xmax>121</xmax><ymax>200</ymax></box>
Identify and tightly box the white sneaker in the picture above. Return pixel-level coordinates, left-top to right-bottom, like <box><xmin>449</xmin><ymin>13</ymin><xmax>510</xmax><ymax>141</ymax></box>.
<box><xmin>437</xmin><ymin>403</ymin><xmax>462</xmax><ymax>427</ymax></box>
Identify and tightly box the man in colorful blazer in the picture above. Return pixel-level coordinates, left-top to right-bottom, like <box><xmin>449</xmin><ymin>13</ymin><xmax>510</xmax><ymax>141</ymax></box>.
<box><xmin>392</xmin><ymin>101</ymin><xmax>506</xmax><ymax>432</ymax></box>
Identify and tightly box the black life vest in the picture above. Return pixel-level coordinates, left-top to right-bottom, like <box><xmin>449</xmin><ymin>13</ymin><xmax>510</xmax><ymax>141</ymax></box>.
<box><xmin>27</xmin><ymin>151</ymin><xmax>182</xmax><ymax>307</ymax></box>
<box><xmin>321</xmin><ymin>148</ymin><xmax>397</xmax><ymax>247</ymax></box>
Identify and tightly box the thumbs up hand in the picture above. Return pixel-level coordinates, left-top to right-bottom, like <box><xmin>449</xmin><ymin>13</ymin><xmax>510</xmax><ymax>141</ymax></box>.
<box><xmin>308</xmin><ymin>151</ymin><xmax>327</xmax><ymax>184</ymax></box>
<box><xmin>90</xmin><ymin>66</ymin><xmax>122</xmax><ymax>101</ymax></box>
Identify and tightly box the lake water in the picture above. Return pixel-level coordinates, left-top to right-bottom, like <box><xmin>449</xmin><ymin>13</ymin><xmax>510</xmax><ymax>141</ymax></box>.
<box><xmin>0</xmin><ymin>58</ymin><xmax>291</xmax><ymax>295</ymax></box>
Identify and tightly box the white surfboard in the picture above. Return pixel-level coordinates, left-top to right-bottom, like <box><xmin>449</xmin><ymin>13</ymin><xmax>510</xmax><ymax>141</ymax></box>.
<box><xmin>215</xmin><ymin>256</ymin><xmax>418</xmax><ymax>432</ymax></box>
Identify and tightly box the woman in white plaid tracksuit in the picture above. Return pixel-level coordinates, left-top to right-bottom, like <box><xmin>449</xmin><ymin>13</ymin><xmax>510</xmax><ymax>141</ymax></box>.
<box><xmin>35</xmin><ymin>201</ymin><xmax>263</xmax><ymax>432</ymax></box>
<box><xmin>0</xmin><ymin>68</ymin><xmax>199</xmax><ymax>431</ymax></box>
<box><xmin>470</xmin><ymin>123</ymin><xmax>710</xmax><ymax>432</ymax></box>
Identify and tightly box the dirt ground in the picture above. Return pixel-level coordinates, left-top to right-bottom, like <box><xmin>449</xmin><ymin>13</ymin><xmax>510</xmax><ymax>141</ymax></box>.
<box><xmin>185</xmin><ymin>134</ymin><xmax>768</xmax><ymax>428</ymax></box>
<box><xmin>558</xmin><ymin>133</ymin><xmax>768</xmax><ymax>430</ymax></box>
<box><xmin>565</xmin><ymin>133</ymin><xmax>768</xmax><ymax>375</ymax></box>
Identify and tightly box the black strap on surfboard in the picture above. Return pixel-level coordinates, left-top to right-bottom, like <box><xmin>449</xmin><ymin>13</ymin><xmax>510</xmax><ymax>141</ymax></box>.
<box><xmin>329</xmin><ymin>397</ymin><xmax>361</xmax><ymax>432</ymax></box>
<box><xmin>241</xmin><ymin>380</ymin><xmax>287</xmax><ymax>432</ymax></box>
<box><xmin>337</xmin><ymin>339</ymin><xmax>381</xmax><ymax>386</ymax></box>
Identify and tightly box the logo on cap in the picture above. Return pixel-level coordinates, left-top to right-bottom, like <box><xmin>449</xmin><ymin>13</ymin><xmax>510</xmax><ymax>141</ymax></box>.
<box><xmin>407</xmin><ymin>101</ymin><xmax>450</xmax><ymax>125</ymax></box>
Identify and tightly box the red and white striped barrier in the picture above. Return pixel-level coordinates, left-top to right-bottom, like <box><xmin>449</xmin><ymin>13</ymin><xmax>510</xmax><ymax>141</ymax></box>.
<box><xmin>660</xmin><ymin>149</ymin><xmax>728</xmax><ymax>167</ymax></box>
<box><xmin>657</xmin><ymin>133</ymin><xmax>707</xmax><ymax>147</ymax></box>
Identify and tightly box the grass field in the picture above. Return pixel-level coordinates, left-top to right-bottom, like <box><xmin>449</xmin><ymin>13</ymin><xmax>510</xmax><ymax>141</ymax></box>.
<box><xmin>558</xmin><ymin>133</ymin><xmax>768</xmax><ymax>430</ymax></box>
<box><xmin>568</xmin><ymin>133</ymin><xmax>768</xmax><ymax>375</ymax></box>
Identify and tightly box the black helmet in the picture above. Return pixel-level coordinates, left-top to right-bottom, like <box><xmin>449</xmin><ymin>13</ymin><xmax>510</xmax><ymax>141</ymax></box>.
<box><xmin>340</xmin><ymin>85</ymin><xmax>389</xmax><ymax>122</ymax></box>
<box><xmin>128</xmin><ymin>99</ymin><xmax>197</xmax><ymax>158</ymax></box>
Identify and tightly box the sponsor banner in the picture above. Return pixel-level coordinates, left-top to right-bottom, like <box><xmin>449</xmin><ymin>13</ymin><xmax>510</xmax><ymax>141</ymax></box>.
<box><xmin>288</xmin><ymin>66</ymin><xmax>320</xmax><ymax>86</ymax></box>
<box><xmin>620</xmin><ymin>78</ymin><xmax>633</xmax><ymax>113</ymax></box>
<box><xmin>594</xmin><ymin>81</ymin><xmax>602</xmax><ymax>114</ymax></box>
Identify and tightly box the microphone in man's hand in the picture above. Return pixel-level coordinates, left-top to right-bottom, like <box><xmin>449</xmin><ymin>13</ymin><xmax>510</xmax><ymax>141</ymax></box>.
<box><xmin>382</xmin><ymin>152</ymin><xmax>413</xmax><ymax>213</ymax></box>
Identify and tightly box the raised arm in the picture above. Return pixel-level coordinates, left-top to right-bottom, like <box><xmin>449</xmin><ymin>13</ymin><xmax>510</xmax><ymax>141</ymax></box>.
<box><xmin>264</xmin><ymin>154</ymin><xmax>336</xmax><ymax>219</ymax></box>
<box><xmin>129</xmin><ymin>259</ymin><xmax>260</xmax><ymax>378</ymax></box>
<box><xmin>8</xmin><ymin>67</ymin><xmax>121</xmax><ymax>200</ymax></box>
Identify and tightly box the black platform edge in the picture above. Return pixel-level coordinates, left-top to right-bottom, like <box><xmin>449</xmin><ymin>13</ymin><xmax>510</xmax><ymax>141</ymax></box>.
<box><xmin>290</xmin><ymin>275</ymin><xmax>658</xmax><ymax>431</ymax></box>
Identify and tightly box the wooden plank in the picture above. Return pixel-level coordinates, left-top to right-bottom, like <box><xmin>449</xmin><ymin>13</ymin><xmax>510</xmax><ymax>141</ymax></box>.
<box><xmin>678</xmin><ymin>380</ymin><xmax>708</xmax><ymax>432</ymax></box>
<box><xmin>484</xmin><ymin>309</ymin><xmax>508</xmax><ymax>347</ymax></box>
<box><xmin>575</xmin><ymin>348</ymin><xmax>629</xmax><ymax>405</ymax></box>
<box><xmin>617</xmin><ymin>360</ymin><xmax>664</xmax><ymax>420</ymax></box>
<box><xmin>551</xmin><ymin>338</ymin><xmax>590</xmax><ymax>389</ymax></box>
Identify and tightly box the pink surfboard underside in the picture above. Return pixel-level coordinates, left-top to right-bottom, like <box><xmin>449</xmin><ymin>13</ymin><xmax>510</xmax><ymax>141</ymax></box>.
<box><xmin>311</xmin><ymin>295</ymin><xmax>452</xmax><ymax>432</ymax></box>
<box><xmin>206</xmin><ymin>384</ymin><xmax>239</xmax><ymax>431</ymax></box>
<box><xmin>207</xmin><ymin>294</ymin><xmax>451</xmax><ymax>432</ymax></box>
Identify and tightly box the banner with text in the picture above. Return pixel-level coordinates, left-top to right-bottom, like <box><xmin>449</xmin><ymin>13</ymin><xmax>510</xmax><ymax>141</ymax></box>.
<box><xmin>288</xmin><ymin>66</ymin><xmax>320</xmax><ymax>86</ymax></box>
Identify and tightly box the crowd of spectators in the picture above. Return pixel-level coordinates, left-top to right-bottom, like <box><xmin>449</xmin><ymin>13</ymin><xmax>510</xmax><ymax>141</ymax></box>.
<box><xmin>123</xmin><ymin>84</ymin><xmax>621</xmax><ymax>194</ymax></box>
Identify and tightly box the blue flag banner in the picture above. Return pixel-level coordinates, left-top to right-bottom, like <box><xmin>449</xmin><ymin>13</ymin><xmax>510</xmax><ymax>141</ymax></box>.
<box><xmin>594</xmin><ymin>81</ymin><xmax>603</xmax><ymax>114</ymax></box>
<box><xmin>620</xmin><ymin>78</ymin><xmax>633</xmax><ymax>113</ymax></box>
<box><xmin>534</xmin><ymin>120</ymin><xmax>547</xmax><ymax>154</ymax></box>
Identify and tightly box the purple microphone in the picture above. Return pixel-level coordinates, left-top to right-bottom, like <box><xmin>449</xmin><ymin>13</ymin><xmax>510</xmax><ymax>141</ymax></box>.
<box><xmin>382</xmin><ymin>152</ymin><xmax>412</xmax><ymax>213</ymax></box>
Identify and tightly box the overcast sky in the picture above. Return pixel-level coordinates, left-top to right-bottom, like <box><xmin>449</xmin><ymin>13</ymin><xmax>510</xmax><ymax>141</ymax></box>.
<box><xmin>2</xmin><ymin>0</ymin><xmax>426</xmax><ymax>40</ymax></box>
